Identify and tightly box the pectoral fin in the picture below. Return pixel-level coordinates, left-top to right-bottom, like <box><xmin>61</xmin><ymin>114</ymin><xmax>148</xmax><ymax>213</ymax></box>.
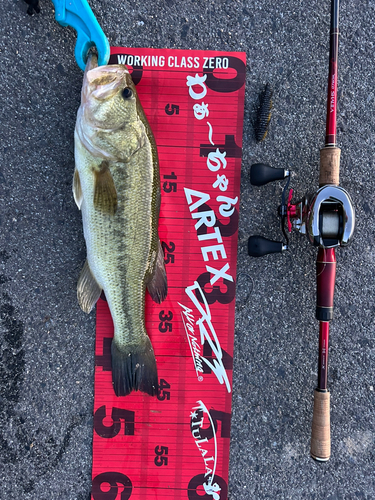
<box><xmin>94</xmin><ymin>162</ymin><xmax>118</xmax><ymax>215</ymax></box>
<box><xmin>77</xmin><ymin>260</ymin><xmax>102</xmax><ymax>313</ymax></box>
<box><xmin>147</xmin><ymin>241</ymin><xmax>168</xmax><ymax>304</ymax></box>
<box><xmin>73</xmin><ymin>169</ymin><xmax>83</xmax><ymax>209</ymax></box>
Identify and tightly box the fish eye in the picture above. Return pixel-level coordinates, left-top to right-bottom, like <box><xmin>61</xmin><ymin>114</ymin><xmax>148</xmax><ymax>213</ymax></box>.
<box><xmin>122</xmin><ymin>87</ymin><xmax>133</xmax><ymax>99</ymax></box>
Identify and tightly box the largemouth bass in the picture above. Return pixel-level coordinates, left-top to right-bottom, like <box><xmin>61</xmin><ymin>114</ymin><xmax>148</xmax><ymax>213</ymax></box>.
<box><xmin>73</xmin><ymin>54</ymin><xmax>167</xmax><ymax>397</ymax></box>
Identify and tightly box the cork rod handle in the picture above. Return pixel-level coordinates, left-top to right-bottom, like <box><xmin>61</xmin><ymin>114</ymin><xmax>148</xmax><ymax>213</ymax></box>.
<box><xmin>319</xmin><ymin>147</ymin><xmax>340</xmax><ymax>186</ymax></box>
<box><xmin>310</xmin><ymin>389</ymin><xmax>331</xmax><ymax>461</ymax></box>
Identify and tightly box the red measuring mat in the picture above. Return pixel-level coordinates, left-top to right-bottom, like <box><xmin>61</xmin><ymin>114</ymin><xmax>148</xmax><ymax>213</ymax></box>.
<box><xmin>92</xmin><ymin>47</ymin><xmax>246</xmax><ymax>500</ymax></box>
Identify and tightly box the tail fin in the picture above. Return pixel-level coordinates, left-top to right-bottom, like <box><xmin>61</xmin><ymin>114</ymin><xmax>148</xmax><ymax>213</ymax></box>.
<box><xmin>111</xmin><ymin>337</ymin><xmax>158</xmax><ymax>397</ymax></box>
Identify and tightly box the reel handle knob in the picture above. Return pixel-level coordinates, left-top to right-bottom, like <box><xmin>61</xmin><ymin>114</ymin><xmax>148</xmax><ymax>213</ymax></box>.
<box><xmin>250</xmin><ymin>163</ymin><xmax>289</xmax><ymax>186</ymax></box>
<box><xmin>248</xmin><ymin>235</ymin><xmax>286</xmax><ymax>257</ymax></box>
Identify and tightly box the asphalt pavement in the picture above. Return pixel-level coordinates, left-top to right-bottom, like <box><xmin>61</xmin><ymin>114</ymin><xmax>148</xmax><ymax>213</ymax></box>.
<box><xmin>1</xmin><ymin>0</ymin><xmax>374</xmax><ymax>498</ymax></box>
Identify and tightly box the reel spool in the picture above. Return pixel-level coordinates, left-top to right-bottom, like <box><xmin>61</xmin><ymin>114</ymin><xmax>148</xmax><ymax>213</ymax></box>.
<box><xmin>247</xmin><ymin>163</ymin><xmax>355</xmax><ymax>257</ymax></box>
<box><xmin>306</xmin><ymin>185</ymin><xmax>355</xmax><ymax>248</ymax></box>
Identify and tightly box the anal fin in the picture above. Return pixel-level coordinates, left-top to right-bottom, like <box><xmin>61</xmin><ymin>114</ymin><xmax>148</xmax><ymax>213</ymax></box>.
<box><xmin>94</xmin><ymin>161</ymin><xmax>117</xmax><ymax>215</ymax></box>
<box><xmin>77</xmin><ymin>259</ymin><xmax>102</xmax><ymax>313</ymax></box>
<box><xmin>147</xmin><ymin>240</ymin><xmax>168</xmax><ymax>304</ymax></box>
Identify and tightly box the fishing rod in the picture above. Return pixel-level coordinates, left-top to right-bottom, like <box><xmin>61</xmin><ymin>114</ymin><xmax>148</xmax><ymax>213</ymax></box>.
<box><xmin>247</xmin><ymin>0</ymin><xmax>355</xmax><ymax>461</ymax></box>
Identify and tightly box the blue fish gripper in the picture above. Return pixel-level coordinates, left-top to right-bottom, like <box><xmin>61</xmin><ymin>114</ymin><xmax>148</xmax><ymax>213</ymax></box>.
<box><xmin>51</xmin><ymin>0</ymin><xmax>110</xmax><ymax>70</ymax></box>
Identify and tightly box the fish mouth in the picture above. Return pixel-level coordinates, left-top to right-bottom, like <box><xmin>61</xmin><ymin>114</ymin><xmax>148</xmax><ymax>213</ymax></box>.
<box><xmin>83</xmin><ymin>54</ymin><xmax>130</xmax><ymax>101</ymax></box>
<box><xmin>84</xmin><ymin>51</ymin><xmax>99</xmax><ymax>74</ymax></box>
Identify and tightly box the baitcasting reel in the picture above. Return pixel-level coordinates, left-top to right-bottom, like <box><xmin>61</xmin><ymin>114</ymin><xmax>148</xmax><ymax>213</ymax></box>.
<box><xmin>248</xmin><ymin>163</ymin><xmax>355</xmax><ymax>257</ymax></box>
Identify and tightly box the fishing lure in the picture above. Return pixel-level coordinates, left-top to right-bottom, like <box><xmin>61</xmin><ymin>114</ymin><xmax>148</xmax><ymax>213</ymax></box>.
<box><xmin>255</xmin><ymin>82</ymin><xmax>273</xmax><ymax>142</ymax></box>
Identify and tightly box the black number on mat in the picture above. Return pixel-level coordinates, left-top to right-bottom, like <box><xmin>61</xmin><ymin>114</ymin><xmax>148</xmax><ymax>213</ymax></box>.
<box><xmin>194</xmin><ymin>271</ymin><xmax>236</xmax><ymax>305</ymax></box>
<box><xmin>159</xmin><ymin>310</ymin><xmax>173</xmax><ymax>333</ymax></box>
<box><xmin>157</xmin><ymin>379</ymin><xmax>171</xmax><ymax>401</ymax></box>
<box><xmin>203</xmin><ymin>55</ymin><xmax>246</xmax><ymax>93</ymax></box>
<box><xmin>161</xmin><ymin>241</ymin><xmax>175</xmax><ymax>264</ymax></box>
<box><xmin>92</xmin><ymin>471</ymin><xmax>132</xmax><ymax>500</ymax></box>
<box><xmin>154</xmin><ymin>445</ymin><xmax>169</xmax><ymax>466</ymax></box>
<box><xmin>200</xmin><ymin>134</ymin><xmax>242</xmax><ymax>159</ymax></box>
<box><xmin>187</xmin><ymin>473</ymin><xmax>228</xmax><ymax>500</ymax></box>
<box><xmin>165</xmin><ymin>104</ymin><xmax>180</xmax><ymax>115</ymax></box>
<box><xmin>94</xmin><ymin>406</ymin><xmax>135</xmax><ymax>438</ymax></box>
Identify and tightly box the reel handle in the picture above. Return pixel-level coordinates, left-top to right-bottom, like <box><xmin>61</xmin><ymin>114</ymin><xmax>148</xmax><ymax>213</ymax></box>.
<box><xmin>248</xmin><ymin>235</ymin><xmax>286</xmax><ymax>257</ymax></box>
<box><xmin>250</xmin><ymin>163</ymin><xmax>289</xmax><ymax>186</ymax></box>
